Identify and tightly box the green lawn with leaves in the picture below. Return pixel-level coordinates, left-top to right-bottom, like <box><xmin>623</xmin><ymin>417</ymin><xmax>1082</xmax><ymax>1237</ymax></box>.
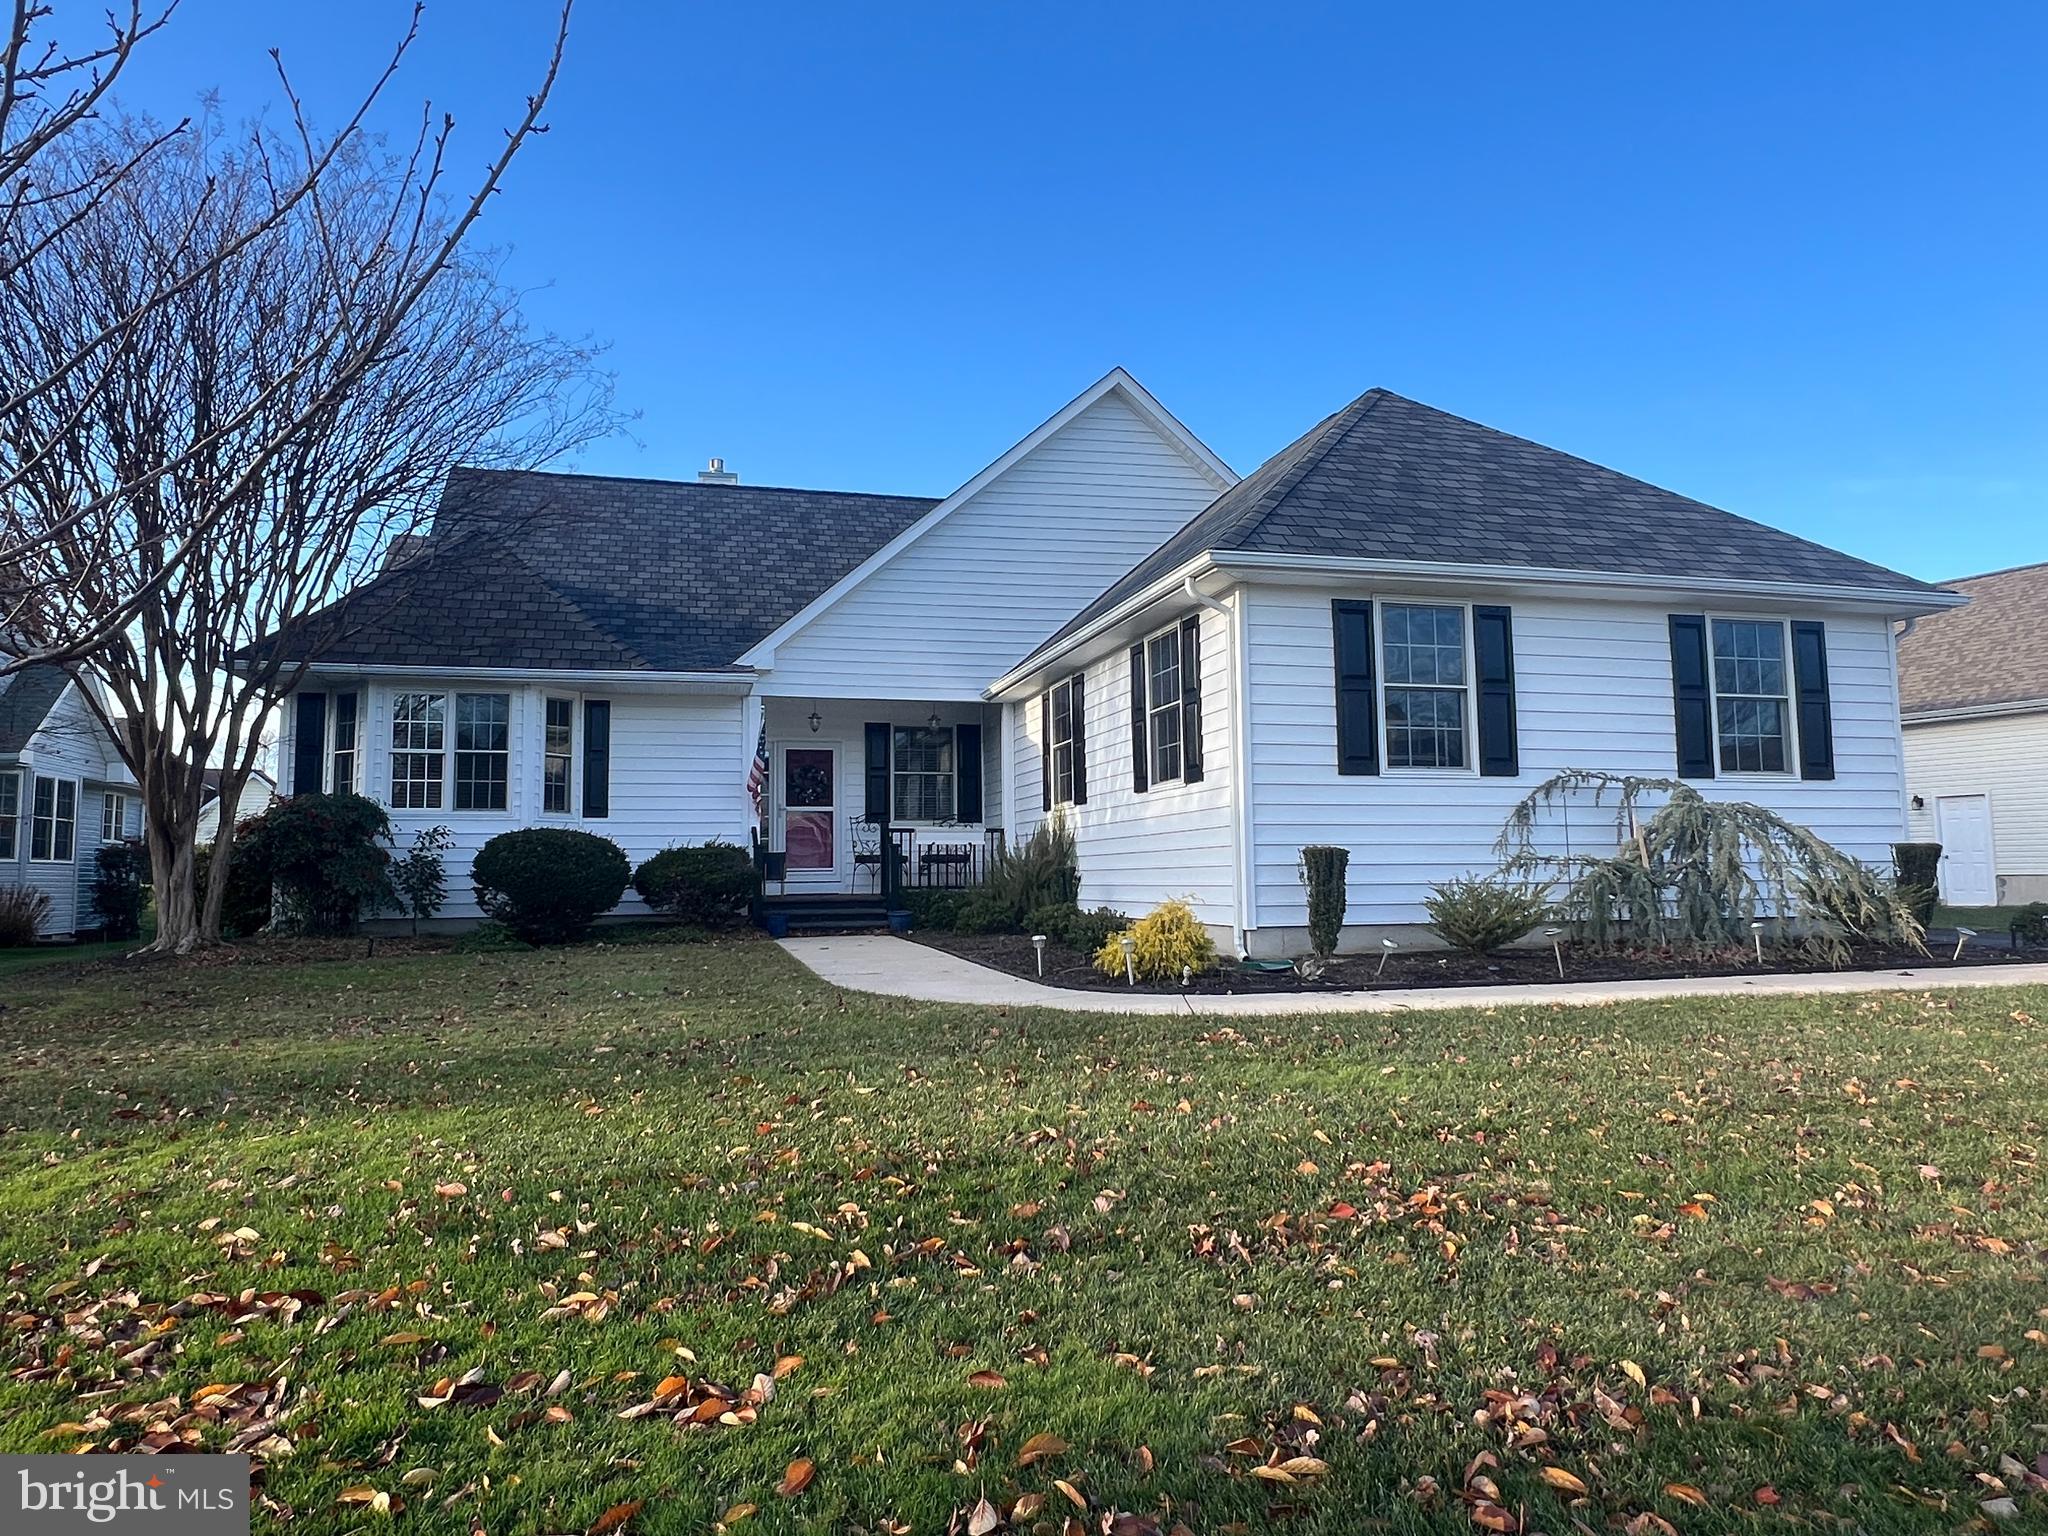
<box><xmin>1</xmin><ymin>937</ymin><xmax>2044</xmax><ymax>1534</ymax></box>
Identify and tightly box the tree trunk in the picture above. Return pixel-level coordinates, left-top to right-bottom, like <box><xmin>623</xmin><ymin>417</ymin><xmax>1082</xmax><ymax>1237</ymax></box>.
<box><xmin>143</xmin><ymin>806</ymin><xmax>200</xmax><ymax>954</ymax></box>
<box><xmin>197</xmin><ymin>772</ymin><xmax>248</xmax><ymax>944</ymax></box>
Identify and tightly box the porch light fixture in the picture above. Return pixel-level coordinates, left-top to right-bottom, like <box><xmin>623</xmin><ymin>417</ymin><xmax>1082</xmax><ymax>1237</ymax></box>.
<box><xmin>807</xmin><ymin>708</ymin><xmax>821</xmax><ymax>733</ymax></box>
<box><xmin>1953</xmin><ymin>925</ymin><xmax>1976</xmax><ymax>962</ymax></box>
<box><xmin>927</xmin><ymin>709</ymin><xmax>942</xmax><ymax>732</ymax></box>
<box><xmin>1750</xmin><ymin>919</ymin><xmax>1765</xmax><ymax>964</ymax></box>
<box><xmin>1376</xmin><ymin>938</ymin><xmax>1397</xmax><ymax>979</ymax></box>
<box><xmin>1119</xmin><ymin>933</ymin><xmax>1136</xmax><ymax>986</ymax></box>
<box><xmin>1031</xmin><ymin>933</ymin><xmax>1047</xmax><ymax>976</ymax></box>
<box><xmin>1544</xmin><ymin>927</ymin><xmax>1565</xmax><ymax>979</ymax></box>
<box><xmin>1910</xmin><ymin>794</ymin><xmax>1925</xmax><ymax>811</ymax></box>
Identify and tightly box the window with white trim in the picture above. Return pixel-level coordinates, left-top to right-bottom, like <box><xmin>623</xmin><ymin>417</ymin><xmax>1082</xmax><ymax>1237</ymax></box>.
<box><xmin>0</xmin><ymin>771</ymin><xmax>18</xmax><ymax>859</ymax></box>
<box><xmin>453</xmin><ymin>693</ymin><xmax>510</xmax><ymax>810</ymax></box>
<box><xmin>1381</xmin><ymin>601</ymin><xmax>1469</xmax><ymax>770</ymax></box>
<box><xmin>892</xmin><ymin>725</ymin><xmax>955</xmax><ymax>822</ymax></box>
<box><xmin>1146</xmin><ymin>627</ymin><xmax>1184</xmax><ymax>785</ymax></box>
<box><xmin>1050</xmin><ymin>678</ymin><xmax>1079</xmax><ymax>806</ymax></box>
<box><xmin>330</xmin><ymin>692</ymin><xmax>360</xmax><ymax>793</ymax></box>
<box><xmin>542</xmin><ymin>697</ymin><xmax>575</xmax><ymax>814</ymax></box>
<box><xmin>30</xmin><ymin>775</ymin><xmax>75</xmax><ymax>861</ymax></box>
<box><xmin>101</xmin><ymin>791</ymin><xmax>126</xmax><ymax>842</ymax></box>
<box><xmin>1709</xmin><ymin>618</ymin><xmax>1792</xmax><ymax>774</ymax></box>
<box><xmin>390</xmin><ymin>692</ymin><xmax>447</xmax><ymax>809</ymax></box>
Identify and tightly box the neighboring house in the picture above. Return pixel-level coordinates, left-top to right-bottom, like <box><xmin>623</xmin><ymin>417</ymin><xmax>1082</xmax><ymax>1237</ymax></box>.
<box><xmin>1896</xmin><ymin>560</ymin><xmax>2048</xmax><ymax>906</ymax></box>
<box><xmin>0</xmin><ymin>660</ymin><xmax>141</xmax><ymax>938</ymax></box>
<box><xmin>253</xmin><ymin>369</ymin><xmax>1959</xmax><ymax>955</ymax></box>
<box><xmin>197</xmin><ymin>767</ymin><xmax>278</xmax><ymax>845</ymax></box>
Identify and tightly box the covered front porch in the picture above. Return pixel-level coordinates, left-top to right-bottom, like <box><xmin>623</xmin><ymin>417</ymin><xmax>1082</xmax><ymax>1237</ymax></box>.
<box><xmin>756</xmin><ymin>696</ymin><xmax>1006</xmax><ymax>903</ymax></box>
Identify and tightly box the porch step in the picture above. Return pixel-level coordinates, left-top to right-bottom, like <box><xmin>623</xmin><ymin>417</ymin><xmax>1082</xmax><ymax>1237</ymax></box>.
<box><xmin>762</xmin><ymin>895</ymin><xmax>894</xmax><ymax>935</ymax></box>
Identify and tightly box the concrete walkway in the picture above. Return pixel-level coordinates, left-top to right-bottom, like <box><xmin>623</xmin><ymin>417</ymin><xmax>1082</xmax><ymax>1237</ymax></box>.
<box><xmin>779</xmin><ymin>934</ymin><xmax>2048</xmax><ymax>1016</ymax></box>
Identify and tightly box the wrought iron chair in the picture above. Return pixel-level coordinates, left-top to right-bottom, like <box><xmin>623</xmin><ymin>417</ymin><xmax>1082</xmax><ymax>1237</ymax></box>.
<box><xmin>850</xmin><ymin>815</ymin><xmax>884</xmax><ymax>893</ymax></box>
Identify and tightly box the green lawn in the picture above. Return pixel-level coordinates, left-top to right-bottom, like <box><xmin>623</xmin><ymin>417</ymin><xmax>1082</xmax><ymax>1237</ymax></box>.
<box><xmin>2</xmin><ymin>939</ymin><xmax>2044</xmax><ymax>1533</ymax></box>
<box><xmin>1934</xmin><ymin>903</ymin><xmax>2038</xmax><ymax>933</ymax></box>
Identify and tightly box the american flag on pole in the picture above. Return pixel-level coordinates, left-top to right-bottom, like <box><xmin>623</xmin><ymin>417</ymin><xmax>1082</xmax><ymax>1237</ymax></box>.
<box><xmin>746</xmin><ymin>723</ymin><xmax>769</xmax><ymax>821</ymax></box>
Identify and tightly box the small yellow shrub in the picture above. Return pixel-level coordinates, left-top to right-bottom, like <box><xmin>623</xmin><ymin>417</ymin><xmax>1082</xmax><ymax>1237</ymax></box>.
<box><xmin>1093</xmin><ymin>898</ymin><xmax>1217</xmax><ymax>982</ymax></box>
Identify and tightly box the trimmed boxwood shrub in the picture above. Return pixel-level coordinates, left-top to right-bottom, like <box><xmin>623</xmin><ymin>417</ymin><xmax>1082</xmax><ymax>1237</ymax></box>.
<box><xmin>1025</xmin><ymin>901</ymin><xmax>1127</xmax><ymax>954</ymax></box>
<box><xmin>472</xmin><ymin>828</ymin><xmax>630</xmax><ymax>943</ymax></box>
<box><xmin>900</xmin><ymin>888</ymin><xmax>968</xmax><ymax>931</ymax></box>
<box><xmin>89</xmin><ymin>841</ymin><xmax>147</xmax><ymax>940</ymax></box>
<box><xmin>632</xmin><ymin>840</ymin><xmax>754</xmax><ymax>926</ymax></box>
<box><xmin>1892</xmin><ymin>842</ymin><xmax>1942</xmax><ymax>926</ymax></box>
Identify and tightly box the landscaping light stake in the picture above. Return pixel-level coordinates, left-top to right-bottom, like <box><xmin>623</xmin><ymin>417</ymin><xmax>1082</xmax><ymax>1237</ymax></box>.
<box><xmin>1376</xmin><ymin>938</ymin><xmax>1397</xmax><ymax>979</ymax></box>
<box><xmin>1953</xmin><ymin>926</ymin><xmax>1976</xmax><ymax>963</ymax></box>
<box><xmin>1544</xmin><ymin>927</ymin><xmax>1564</xmax><ymax>979</ymax></box>
<box><xmin>1031</xmin><ymin>934</ymin><xmax>1047</xmax><ymax>977</ymax></box>
<box><xmin>1120</xmin><ymin>933</ymin><xmax>1136</xmax><ymax>986</ymax></box>
<box><xmin>1750</xmin><ymin>920</ymin><xmax>1765</xmax><ymax>965</ymax></box>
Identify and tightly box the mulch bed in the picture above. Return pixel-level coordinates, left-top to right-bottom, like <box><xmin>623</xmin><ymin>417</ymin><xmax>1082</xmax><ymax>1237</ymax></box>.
<box><xmin>912</xmin><ymin>928</ymin><xmax>2047</xmax><ymax>995</ymax></box>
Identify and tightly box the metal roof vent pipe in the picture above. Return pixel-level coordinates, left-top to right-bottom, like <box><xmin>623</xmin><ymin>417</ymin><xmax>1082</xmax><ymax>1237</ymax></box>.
<box><xmin>698</xmin><ymin>457</ymin><xmax>738</xmax><ymax>485</ymax></box>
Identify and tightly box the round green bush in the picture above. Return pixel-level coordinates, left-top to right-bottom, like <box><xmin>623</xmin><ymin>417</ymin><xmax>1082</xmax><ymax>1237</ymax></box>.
<box><xmin>632</xmin><ymin>840</ymin><xmax>754</xmax><ymax>926</ymax></box>
<box><xmin>472</xmin><ymin>828</ymin><xmax>630</xmax><ymax>944</ymax></box>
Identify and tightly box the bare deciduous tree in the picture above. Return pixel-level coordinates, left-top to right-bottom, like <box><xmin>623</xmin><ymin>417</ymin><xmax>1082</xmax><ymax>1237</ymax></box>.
<box><xmin>0</xmin><ymin>11</ymin><xmax>613</xmax><ymax>953</ymax></box>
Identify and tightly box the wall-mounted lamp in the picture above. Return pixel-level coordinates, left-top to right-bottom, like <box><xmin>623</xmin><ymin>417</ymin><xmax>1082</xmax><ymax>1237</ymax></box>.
<box><xmin>928</xmin><ymin>709</ymin><xmax>942</xmax><ymax>732</ymax></box>
<box><xmin>807</xmin><ymin>708</ymin><xmax>822</xmax><ymax>734</ymax></box>
<box><xmin>1910</xmin><ymin>794</ymin><xmax>1925</xmax><ymax>811</ymax></box>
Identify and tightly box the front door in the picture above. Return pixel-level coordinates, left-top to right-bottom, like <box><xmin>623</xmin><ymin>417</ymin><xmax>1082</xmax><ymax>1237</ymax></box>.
<box><xmin>777</xmin><ymin>743</ymin><xmax>839</xmax><ymax>885</ymax></box>
<box><xmin>1935</xmin><ymin>793</ymin><xmax>1996</xmax><ymax>906</ymax></box>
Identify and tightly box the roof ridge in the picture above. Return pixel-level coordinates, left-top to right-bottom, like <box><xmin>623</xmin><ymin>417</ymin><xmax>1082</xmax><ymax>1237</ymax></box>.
<box><xmin>1939</xmin><ymin>556</ymin><xmax>2048</xmax><ymax>585</ymax></box>
<box><xmin>449</xmin><ymin>464</ymin><xmax>940</xmax><ymax>504</ymax></box>
<box><xmin>1226</xmin><ymin>389</ymin><xmax>1388</xmax><ymax>549</ymax></box>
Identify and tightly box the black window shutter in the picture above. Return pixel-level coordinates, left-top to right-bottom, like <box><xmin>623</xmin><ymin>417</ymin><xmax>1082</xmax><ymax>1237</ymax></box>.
<box><xmin>1039</xmin><ymin>691</ymin><xmax>1052</xmax><ymax>813</ymax></box>
<box><xmin>864</xmin><ymin>722</ymin><xmax>891</xmax><ymax>820</ymax></box>
<box><xmin>1180</xmin><ymin>615</ymin><xmax>1205</xmax><ymax>784</ymax></box>
<box><xmin>292</xmin><ymin>692</ymin><xmax>326</xmax><ymax>795</ymax></box>
<box><xmin>582</xmin><ymin>700</ymin><xmax>611</xmax><ymax>817</ymax></box>
<box><xmin>955</xmin><ymin>721</ymin><xmax>983</xmax><ymax>821</ymax></box>
<box><xmin>1790</xmin><ymin>620</ymin><xmax>1835</xmax><ymax>781</ymax></box>
<box><xmin>1069</xmin><ymin>672</ymin><xmax>1088</xmax><ymax>805</ymax></box>
<box><xmin>1472</xmin><ymin>604</ymin><xmax>1518</xmax><ymax>777</ymax></box>
<box><xmin>1668</xmin><ymin>615</ymin><xmax>1715</xmax><ymax>780</ymax></box>
<box><xmin>1331</xmin><ymin>601</ymin><xmax>1379</xmax><ymax>776</ymax></box>
<box><xmin>1128</xmin><ymin>643</ymin><xmax>1149</xmax><ymax>794</ymax></box>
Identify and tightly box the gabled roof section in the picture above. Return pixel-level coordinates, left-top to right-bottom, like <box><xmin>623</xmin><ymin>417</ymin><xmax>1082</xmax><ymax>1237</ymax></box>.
<box><xmin>1019</xmin><ymin>387</ymin><xmax>1951</xmax><ymax>672</ymax></box>
<box><xmin>246</xmin><ymin>469</ymin><xmax>940</xmax><ymax>673</ymax></box>
<box><xmin>0</xmin><ymin>663</ymin><xmax>70</xmax><ymax>754</ymax></box>
<box><xmin>1898</xmin><ymin>560</ymin><xmax>2048</xmax><ymax>717</ymax></box>
<box><xmin>738</xmin><ymin>368</ymin><xmax>1235</xmax><ymax>665</ymax></box>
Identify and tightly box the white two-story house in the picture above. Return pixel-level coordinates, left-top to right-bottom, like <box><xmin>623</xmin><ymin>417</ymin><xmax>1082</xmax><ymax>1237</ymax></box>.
<box><xmin>256</xmin><ymin>369</ymin><xmax>1959</xmax><ymax>956</ymax></box>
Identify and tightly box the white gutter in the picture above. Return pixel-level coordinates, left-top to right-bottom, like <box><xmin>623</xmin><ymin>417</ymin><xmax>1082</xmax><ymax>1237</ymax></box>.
<box><xmin>1902</xmin><ymin>696</ymin><xmax>2048</xmax><ymax>726</ymax></box>
<box><xmin>294</xmin><ymin>663</ymin><xmax>757</xmax><ymax>693</ymax></box>
<box><xmin>987</xmin><ymin>555</ymin><xmax>1213</xmax><ymax>699</ymax></box>
<box><xmin>1182</xmin><ymin>574</ymin><xmax>1251</xmax><ymax>958</ymax></box>
<box><xmin>1211</xmin><ymin>550</ymin><xmax>1965</xmax><ymax>613</ymax></box>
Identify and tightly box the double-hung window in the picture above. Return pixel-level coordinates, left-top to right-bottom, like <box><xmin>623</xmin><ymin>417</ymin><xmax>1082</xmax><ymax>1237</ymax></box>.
<box><xmin>30</xmin><ymin>775</ymin><xmax>75</xmax><ymax>861</ymax></box>
<box><xmin>542</xmin><ymin>697</ymin><xmax>575</xmax><ymax>814</ymax></box>
<box><xmin>892</xmin><ymin>725</ymin><xmax>955</xmax><ymax>821</ymax></box>
<box><xmin>101</xmin><ymin>791</ymin><xmax>126</xmax><ymax>842</ymax></box>
<box><xmin>1709</xmin><ymin>618</ymin><xmax>1792</xmax><ymax>774</ymax></box>
<box><xmin>390</xmin><ymin>692</ymin><xmax>447</xmax><ymax>809</ymax></box>
<box><xmin>453</xmin><ymin>693</ymin><xmax>510</xmax><ymax>810</ymax></box>
<box><xmin>330</xmin><ymin>692</ymin><xmax>360</xmax><ymax>793</ymax></box>
<box><xmin>1381</xmin><ymin>602</ymin><xmax>1470</xmax><ymax>770</ymax></box>
<box><xmin>1146</xmin><ymin>628</ymin><xmax>1183</xmax><ymax>785</ymax></box>
<box><xmin>0</xmin><ymin>772</ymin><xmax>18</xmax><ymax>859</ymax></box>
<box><xmin>1050</xmin><ymin>677</ymin><xmax>1079</xmax><ymax>806</ymax></box>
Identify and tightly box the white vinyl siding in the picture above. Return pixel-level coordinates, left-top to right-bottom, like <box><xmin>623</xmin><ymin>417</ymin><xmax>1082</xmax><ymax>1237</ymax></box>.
<box><xmin>1243</xmin><ymin>585</ymin><xmax>1908</xmax><ymax>941</ymax></box>
<box><xmin>759</xmin><ymin>390</ymin><xmax>1226</xmax><ymax>700</ymax></box>
<box><xmin>357</xmin><ymin>682</ymin><xmax>748</xmax><ymax>922</ymax></box>
<box><xmin>1904</xmin><ymin>710</ymin><xmax>2048</xmax><ymax>903</ymax></box>
<box><xmin>6</xmin><ymin>677</ymin><xmax>135</xmax><ymax>936</ymax></box>
<box><xmin>1010</xmin><ymin>603</ymin><xmax>1236</xmax><ymax>926</ymax></box>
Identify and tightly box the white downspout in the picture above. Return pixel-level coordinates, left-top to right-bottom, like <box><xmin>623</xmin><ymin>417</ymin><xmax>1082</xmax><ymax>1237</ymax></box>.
<box><xmin>1183</xmin><ymin>574</ymin><xmax>1252</xmax><ymax>958</ymax></box>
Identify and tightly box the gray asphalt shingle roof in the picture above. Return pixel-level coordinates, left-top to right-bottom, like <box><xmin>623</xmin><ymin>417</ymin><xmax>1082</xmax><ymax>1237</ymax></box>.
<box><xmin>253</xmin><ymin>468</ymin><xmax>940</xmax><ymax>672</ymax></box>
<box><xmin>1026</xmin><ymin>388</ymin><xmax>1946</xmax><ymax>668</ymax></box>
<box><xmin>0</xmin><ymin>663</ymin><xmax>69</xmax><ymax>754</ymax></box>
<box><xmin>1897</xmin><ymin>561</ymin><xmax>2048</xmax><ymax>716</ymax></box>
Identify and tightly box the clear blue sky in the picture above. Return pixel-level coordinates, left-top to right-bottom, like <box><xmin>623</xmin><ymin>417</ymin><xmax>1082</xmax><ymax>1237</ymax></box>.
<box><xmin>114</xmin><ymin>1</ymin><xmax>2045</xmax><ymax>582</ymax></box>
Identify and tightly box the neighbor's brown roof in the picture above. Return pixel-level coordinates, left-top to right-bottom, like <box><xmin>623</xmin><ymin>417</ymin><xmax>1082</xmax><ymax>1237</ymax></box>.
<box><xmin>1897</xmin><ymin>560</ymin><xmax>2048</xmax><ymax>717</ymax></box>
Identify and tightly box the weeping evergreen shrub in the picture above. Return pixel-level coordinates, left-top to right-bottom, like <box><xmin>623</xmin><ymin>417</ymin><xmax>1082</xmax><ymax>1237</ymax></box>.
<box><xmin>1298</xmin><ymin>845</ymin><xmax>1349</xmax><ymax>959</ymax></box>
<box><xmin>1497</xmin><ymin>769</ymin><xmax>1923</xmax><ymax>964</ymax></box>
